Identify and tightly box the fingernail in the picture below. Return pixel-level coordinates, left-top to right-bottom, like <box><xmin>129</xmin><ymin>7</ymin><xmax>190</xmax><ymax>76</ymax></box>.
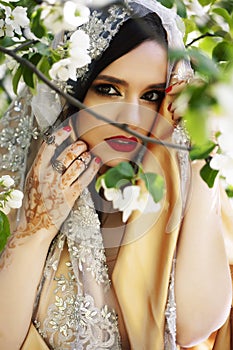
<box><xmin>95</xmin><ymin>157</ymin><xmax>101</xmax><ymax>164</ymax></box>
<box><xmin>63</xmin><ymin>125</ymin><xmax>71</xmax><ymax>132</ymax></box>
<box><xmin>165</xmin><ymin>85</ymin><xmax>173</xmax><ymax>93</ymax></box>
<box><xmin>167</xmin><ymin>102</ymin><xmax>172</xmax><ymax>112</ymax></box>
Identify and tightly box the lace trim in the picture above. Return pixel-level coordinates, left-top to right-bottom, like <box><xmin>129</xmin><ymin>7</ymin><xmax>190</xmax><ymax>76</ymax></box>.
<box><xmin>33</xmin><ymin>189</ymin><xmax>121</xmax><ymax>349</ymax></box>
<box><xmin>34</xmin><ymin>270</ymin><xmax>121</xmax><ymax>350</ymax></box>
<box><xmin>63</xmin><ymin>188</ymin><xmax>110</xmax><ymax>289</ymax></box>
<box><xmin>0</xmin><ymin>90</ymin><xmax>39</xmax><ymax>183</ymax></box>
<box><xmin>164</xmin><ymin>257</ymin><xmax>177</xmax><ymax>350</ymax></box>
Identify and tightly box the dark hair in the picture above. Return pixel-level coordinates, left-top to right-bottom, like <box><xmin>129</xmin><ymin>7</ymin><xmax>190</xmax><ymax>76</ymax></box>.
<box><xmin>65</xmin><ymin>11</ymin><xmax>168</xmax><ymax>118</ymax></box>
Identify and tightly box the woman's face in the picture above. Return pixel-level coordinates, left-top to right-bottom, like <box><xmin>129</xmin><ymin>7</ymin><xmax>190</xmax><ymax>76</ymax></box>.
<box><xmin>76</xmin><ymin>40</ymin><xmax>167</xmax><ymax>167</ymax></box>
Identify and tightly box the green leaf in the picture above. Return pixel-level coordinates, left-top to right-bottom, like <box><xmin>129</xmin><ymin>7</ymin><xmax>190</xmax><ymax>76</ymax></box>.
<box><xmin>200</xmin><ymin>162</ymin><xmax>219</xmax><ymax>188</ymax></box>
<box><xmin>184</xmin><ymin>108</ymin><xmax>209</xmax><ymax>145</ymax></box>
<box><xmin>212</xmin><ymin>41</ymin><xmax>233</xmax><ymax>62</ymax></box>
<box><xmin>0</xmin><ymin>1</ymin><xmax>14</xmax><ymax>9</ymax></box>
<box><xmin>212</xmin><ymin>8</ymin><xmax>232</xmax><ymax>27</ymax></box>
<box><xmin>188</xmin><ymin>48</ymin><xmax>220</xmax><ymax>80</ymax></box>
<box><xmin>226</xmin><ymin>186</ymin><xmax>233</xmax><ymax>198</ymax></box>
<box><xmin>198</xmin><ymin>0</ymin><xmax>214</xmax><ymax>5</ymax></box>
<box><xmin>189</xmin><ymin>140</ymin><xmax>217</xmax><ymax>160</ymax></box>
<box><xmin>175</xmin><ymin>0</ymin><xmax>187</xmax><ymax>18</ymax></box>
<box><xmin>140</xmin><ymin>172</ymin><xmax>165</xmax><ymax>203</ymax></box>
<box><xmin>114</xmin><ymin>162</ymin><xmax>135</xmax><ymax>178</ymax></box>
<box><xmin>0</xmin><ymin>37</ymin><xmax>15</xmax><ymax>48</ymax></box>
<box><xmin>157</xmin><ymin>0</ymin><xmax>174</xmax><ymax>9</ymax></box>
<box><xmin>0</xmin><ymin>210</ymin><xmax>10</xmax><ymax>252</ymax></box>
<box><xmin>22</xmin><ymin>53</ymin><xmax>42</xmax><ymax>88</ymax></box>
<box><xmin>102</xmin><ymin>162</ymin><xmax>135</xmax><ymax>189</ymax></box>
<box><xmin>95</xmin><ymin>174</ymin><xmax>104</xmax><ymax>192</ymax></box>
<box><xmin>30</xmin><ymin>8</ymin><xmax>47</xmax><ymax>38</ymax></box>
<box><xmin>12</xmin><ymin>65</ymin><xmax>23</xmax><ymax>95</ymax></box>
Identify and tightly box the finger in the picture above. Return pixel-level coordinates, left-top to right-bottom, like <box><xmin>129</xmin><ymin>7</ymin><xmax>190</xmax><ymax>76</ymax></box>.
<box><xmin>70</xmin><ymin>157</ymin><xmax>101</xmax><ymax>195</ymax></box>
<box><xmin>41</xmin><ymin>126</ymin><xmax>73</xmax><ymax>165</ymax></box>
<box><xmin>61</xmin><ymin>151</ymin><xmax>91</xmax><ymax>187</ymax></box>
<box><xmin>56</xmin><ymin>140</ymin><xmax>88</xmax><ymax>168</ymax></box>
<box><xmin>165</xmin><ymin>81</ymin><xmax>187</xmax><ymax>96</ymax></box>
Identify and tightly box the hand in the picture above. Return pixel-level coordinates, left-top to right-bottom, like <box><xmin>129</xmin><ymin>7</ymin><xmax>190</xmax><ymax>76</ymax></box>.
<box><xmin>18</xmin><ymin>126</ymin><xmax>101</xmax><ymax>239</ymax></box>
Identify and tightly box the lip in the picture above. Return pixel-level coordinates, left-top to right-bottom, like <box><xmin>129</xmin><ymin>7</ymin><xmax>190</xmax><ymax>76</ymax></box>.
<box><xmin>104</xmin><ymin>135</ymin><xmax>138</xmax><ymax>152</ymax></box>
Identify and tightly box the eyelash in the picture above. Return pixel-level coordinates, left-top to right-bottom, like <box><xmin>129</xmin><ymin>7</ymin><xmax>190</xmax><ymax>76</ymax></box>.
<box><xmin>93</xmin><ymin>83</ymin><xmax>165</xmax><ymax>103</ymax></box>
<box><xmin>93</xmin><ymin>84</ymin><xmax>120</xmax><ymax>96</ymax></box>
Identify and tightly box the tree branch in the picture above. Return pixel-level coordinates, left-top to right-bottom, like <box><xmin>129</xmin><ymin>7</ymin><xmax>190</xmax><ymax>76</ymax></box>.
<box><xmin>0</xmin><ymin>45</ymin><xmax>191</xmax><ymax>152</ymax></box>
<box><xmin>186</xmin><ymin>33</ymin><xmax>216</xmax><ymax>47</ymax></box>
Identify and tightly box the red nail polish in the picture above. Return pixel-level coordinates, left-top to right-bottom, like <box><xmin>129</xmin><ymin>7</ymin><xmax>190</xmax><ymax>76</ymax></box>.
<box><xmin>165</xmin><ymin>85</ymin><xmax>173</xmax><ymax>93</ymax></box>
<box><xmin>95</xmin><ymin>157</ymin><xmax>101</xmax><ymax>164</ymax></box>
<box><xmin>63</xmin><ymin>125</ymin><xmax>71</xmax><ymax>132</ymax></box>
<box><xmin>167</xmin><ymin>102</ymin><xmax>172</xmax><ymax>112</ymax></box>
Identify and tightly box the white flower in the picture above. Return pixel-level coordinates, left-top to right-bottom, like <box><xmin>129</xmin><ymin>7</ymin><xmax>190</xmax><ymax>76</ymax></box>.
<box><xmin>218</xmin><ymin>134</ymin><xmax>233</xmax><ymax>158</ymax></box>
<box><xmin>45</xmin><ymin>0</ymin><xmax>57</xmax><ymax>4</ymax></box>
<box><xmin>11</xmin><ymin>6</ymin><xmax>30</xmax><ymax>29</ymax></box>
<box><xmin>210</xmin><ymin>154</ymin><xmax>233</xmax><ymax>186</ymax></box>
<box><xmin>63</xmin><ymin>1</ymin><xmax>90</xmax><ymax>30</ymax></box>
<box><xmin>0</xmin><ymin>19</ymin><xmax>4</xmax><ymax>37</ymax></box>
<box><xmin>0</xmin><ymin>202</ymin><xmax>11</xmax><ymax>215</ymax></box>
<box><xmin>0</xmin><ymin>5</ymin><xmax>29</xmax><ymax>38</ymax></box>
<box><xmin>49</xmin><ymin>29</ymin><xmax>91</xmax><ymax>82</ymax></box>
<box><xmin>70</xmin><ymin>29</ymin><xmax>90</xmax><ymax>51</ymax></box>
<box><xmin>73</xmin><ymin>51</ymin><xmax>91</xmax><ymax>69</ymax></box>
<box><xmin>69</xmin><ymin>29</ymin><xmax>91</xmax><ymax>70</ymax></box>
<box><xmin>7</xmin><ymin>189</ymin><xmax>24</xmax><ymax>209</ymax></box>
<box><xmin>101</xmin><ymin>179</ymin><xmax>161</xmax><ymax>223</ymax></box>
<box><xmin>49</xmin><ymin>58</ymin><xmax>73</xmax><ymax>81</ymax></box>
<box><xmin>43</xmin><ymin>1</ymin><xmax>90</xmax><ymax>34</ymax></box>
<box><xmin>214</xmin><ymin>82</ymin><xmax>233</xmax><ymax>119</ymax></box>
<box><xmin>0</xmin><ymin>175</ymin><xmax>15</xmax><ymax>188</ymax></box>
<box><xmin>85</xmin><ymin>0</ymin><xmax>117</xmax><ymax>7</ymax></box>
<box><xmin>42</xmin><ymin>5</ymin><xmax>64</xmax><ymax>34</ymax></box>
<box><xmin>5</xmin><ymin>6</ymin><xmax>29</xmax><ymax>36</ymax></box>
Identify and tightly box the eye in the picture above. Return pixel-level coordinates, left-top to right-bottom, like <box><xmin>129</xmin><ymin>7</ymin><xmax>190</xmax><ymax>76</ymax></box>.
<box><xmin>93</xmin><ymin>83</ymin><xmax>121</xmax><ymax>96</ymax></box>
<box><xmin>141</xmin><ymin>90</ymin><xmax>165</xmax><ymax>103</ymax></box>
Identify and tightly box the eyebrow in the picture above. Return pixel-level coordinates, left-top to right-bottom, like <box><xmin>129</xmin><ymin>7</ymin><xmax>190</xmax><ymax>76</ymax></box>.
<box><xmin>96</xmin><ymin>75</ymin><xmax>166</xmax><ymax>90</ymax></box>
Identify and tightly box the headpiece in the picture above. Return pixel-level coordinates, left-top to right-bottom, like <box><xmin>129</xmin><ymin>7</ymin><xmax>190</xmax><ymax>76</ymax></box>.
<box><xmin>73</xmin><ymin>0</ymin><xmax>192</xmax><ymax>83</ymax></box>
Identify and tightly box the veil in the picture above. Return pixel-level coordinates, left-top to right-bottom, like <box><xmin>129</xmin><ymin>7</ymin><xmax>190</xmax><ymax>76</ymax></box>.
<box><xmin>0</xmin><ymin>1</ymin><xmax>193</xmax><ymax>349</ymax></box>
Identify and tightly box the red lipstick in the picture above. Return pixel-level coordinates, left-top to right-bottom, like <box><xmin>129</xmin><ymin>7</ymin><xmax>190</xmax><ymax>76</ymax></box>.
<box><xmin>105</xmin><ymin>135</ymin><xmax>138</xmax><ymax>152</ymax></box>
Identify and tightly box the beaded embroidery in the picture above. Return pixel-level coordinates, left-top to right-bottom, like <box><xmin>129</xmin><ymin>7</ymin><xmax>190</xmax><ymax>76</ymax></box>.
<box><xmin>0</xmin><ymin>90</ymin><xmax>39</xmax><ymax>185</ymax></box>
<box><xmin>35</xmin><ymin>273</ymin><xmax>121</xmax><ymax>350</ymax></box>
<box><xmin>34</xmin><ymin>189</ymin><xmax>121</xmax><ymax>349</ymax></box>
<box><xmin>75</xmin><ymin>4</ymin><xmax>131</xmax><ymax>80</ymax></box>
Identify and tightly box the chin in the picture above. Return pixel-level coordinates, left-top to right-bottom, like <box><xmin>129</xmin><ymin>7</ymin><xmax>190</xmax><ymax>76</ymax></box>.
<box><xmin>103</xmin><ymin>157</ymin><xmax>132</xmax><ymax>167</ymax></box>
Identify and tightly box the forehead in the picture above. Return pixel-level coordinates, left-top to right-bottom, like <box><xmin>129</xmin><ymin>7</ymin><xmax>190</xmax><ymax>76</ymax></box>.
<box><xmin>98</xmin><ymin>40</ymin><xmax>167</xmax><ymax>86</ymax></box>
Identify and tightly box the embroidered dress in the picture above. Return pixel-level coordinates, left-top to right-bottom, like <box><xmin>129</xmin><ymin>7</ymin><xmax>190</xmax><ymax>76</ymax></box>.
<box><xmin>0</xmin><ymin>1</ymin><xmax>194</xmax><ymax>348</ymax></box>
<box><xmin>0</xmin><ymin>88</ymin><xmax>185</xmax><ymax>349</ymax></box>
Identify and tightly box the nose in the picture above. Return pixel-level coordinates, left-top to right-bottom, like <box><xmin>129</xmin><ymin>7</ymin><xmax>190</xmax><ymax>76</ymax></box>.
<box><xmin>116</xmin><ymin>102</ymin><xmax>142</xmax><ymax>129</ymax></box>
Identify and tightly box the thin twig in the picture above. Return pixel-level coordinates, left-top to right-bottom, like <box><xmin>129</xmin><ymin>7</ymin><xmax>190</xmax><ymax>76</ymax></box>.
<box><xmin>0</xmin><ymin>45</ymin><xmax>191</xmax><ymax>151</ymax></box>
<box><xmin>13</xmin><ymin>40</ymin><xmax>39</xmax><ymax>53</ymax></box>
<box><xmin>186</xmin><ymin>33</ymin><xmax>216</xmax><ymax>47</ymax></box>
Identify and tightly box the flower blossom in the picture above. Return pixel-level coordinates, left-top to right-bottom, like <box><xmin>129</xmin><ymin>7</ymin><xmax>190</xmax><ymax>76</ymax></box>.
<box><xmin>49</xmin><ymin>29</ymin><xmax>91</xmax><ymax>81</ymax></box>
<box><xmin>63</xmin><ymin>1</ymin><xmax>90</xmax><ymax>30</ymax></box>
<box><xmin>43</xmin><ymin>1</ymin><xmax>90</xmax><ymax>34</ymax></box>
<box><xmin>0</xmin><ymin>175</ymin><xmax>24</xmax><ymax>215</ymax></box>
<box><xmin>209</xmin><ymin>79</ymin><xmax>233</xmax><ymax>186</ymax></box>
<box><xmin>84</xmin><ymin>0</ymin><xmax>117</xmax><ymax>8</ymax></box>
<box><xmin>69</xmin><ymin>30</ymin><xmax>91</xmax><ymax>68</ymax></box>
<box><xmin>0</xmin><ymin>175</ymin><xmax>15</xmax><ymax>188</ymax></box>
<box><xmin>49</xmin><ymin>58</ymin><xmax>76</xmax><ymax>81</ymax></box>
<box><xmin>0</xmin><ymin>5</ymin><xmax>30</xmax><ymax>38</ymax></box>
<box><xmin>101</xmin><ymin>179</ymin><xmax>161</xmax><ymax>223</ymax></box>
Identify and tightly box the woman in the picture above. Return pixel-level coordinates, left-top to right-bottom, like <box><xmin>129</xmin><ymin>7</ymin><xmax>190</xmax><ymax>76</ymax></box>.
<box><xmin>0</xmin><ymin>0</ymin><xmax>232</xmax><ymax>349</ymax></box>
